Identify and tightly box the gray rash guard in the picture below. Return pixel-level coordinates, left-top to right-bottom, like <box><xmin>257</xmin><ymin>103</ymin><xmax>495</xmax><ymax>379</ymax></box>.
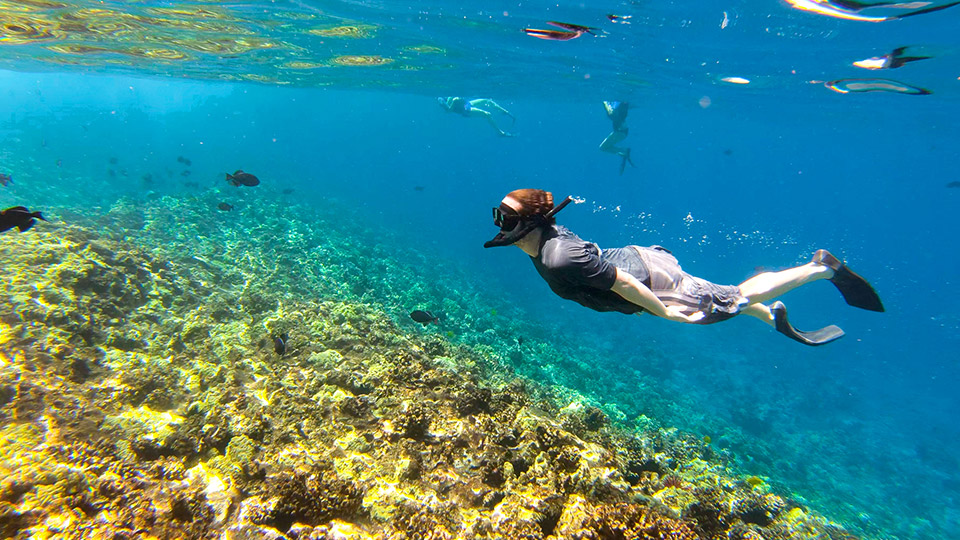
<box><xmin>531</xmin><ymin>225</ymin><xmax>645</xmax><ymax>314</ymax></box>
<box><xmin>530</xmin><ymin>225</ymin><xmax>745</xmax><ymax>323</ymax></box>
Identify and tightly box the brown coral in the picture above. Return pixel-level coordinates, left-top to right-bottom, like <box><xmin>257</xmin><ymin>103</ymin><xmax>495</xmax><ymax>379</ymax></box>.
<box><xmin>253</xmin><ymin>469</ymin><xmax>364</xmax><ymax>532</ymax></box>
<box><xmin>586</xmin><ymin>503</ymin><xmax>698</xmax><ymax>540</ymax></box>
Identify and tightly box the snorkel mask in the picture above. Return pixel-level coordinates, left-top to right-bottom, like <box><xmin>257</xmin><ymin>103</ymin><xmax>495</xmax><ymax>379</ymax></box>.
<box><xmin>484</xmin><ymin>195</ymin><xmax>573</xmax><ymax>248</ymax></box>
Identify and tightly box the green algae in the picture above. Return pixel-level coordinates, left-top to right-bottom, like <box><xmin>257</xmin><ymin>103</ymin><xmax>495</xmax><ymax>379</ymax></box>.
<box><xmin>0</xmin><ymin>191</ymin><xmax>866</xmax><ymax>539</ymax></box>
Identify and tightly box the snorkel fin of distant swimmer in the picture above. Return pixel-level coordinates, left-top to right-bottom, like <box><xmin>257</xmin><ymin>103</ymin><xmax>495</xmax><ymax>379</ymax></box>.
<box><xmin>483</xmin><ymin>195</ymin><xmax>573</xmax><ymax>248</ymax></box>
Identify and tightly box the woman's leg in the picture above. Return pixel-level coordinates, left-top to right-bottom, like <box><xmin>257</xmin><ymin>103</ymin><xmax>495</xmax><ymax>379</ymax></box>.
<box><xmin>471</xmin><ymin>99</ymin><xmax>514</xmax><ymax>119</ymax></box>
<box><xmin>467</xmin><ymin>108</ymin><xmax>507</xmax><ymax>135</ymax></box>
<box><xmin>738</xmin><ymin>262</ymin><xmax>834</xmax><ymax>305</ymax></box>
<box><xmin>599</xmin><ymin>130</ymin><xmax>628</xmax><ymax>154</ymax></box>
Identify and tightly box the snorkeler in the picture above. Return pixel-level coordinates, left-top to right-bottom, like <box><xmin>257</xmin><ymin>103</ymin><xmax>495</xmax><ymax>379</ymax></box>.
<box><xmin>600</xmin><ymin>101</ymin><xmax>635</xmax><ymax>175</ymax></box>
<box><xmin>437</xmin><ymin>97</ymin><xmax>515</xmax><ymax>137</ymax></box>
<box><xmin>484</xmin><ymin>189</ymin><xmax>884</xmax><ymax>346</ymax></box>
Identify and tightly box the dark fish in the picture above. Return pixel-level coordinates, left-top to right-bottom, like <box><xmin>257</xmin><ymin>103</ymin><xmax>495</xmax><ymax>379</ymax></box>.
<box><xmin>184</xmin><ymin>181</ymin><xmax>200</xmax><ymax>189</ymax></box>
<box><xmin>282</xmin><ymin>188</ymin><xmax>295</xmax><ymax>195</ymax></box>
<box><xmin>947</xmin><ymin>181</ymin><xmax>960</xmax><ymax>188</ymax></box>
<box><xmin>181</xmin><ymin>170</ymin><xmax>192</xmax><ymax>177</ymax></box>
<box><xmin>517</xmin><ymin>336</ymin><xmax>524</xmax><ymax>347</ymax></box>
<box><xmin>109</xmin><ymin>157</ymin><xmax>119</xmax><ymax>165</ymax></box>
<box><xmin>0</xmin><ymin>206</ymin><xmax>46</xmax><ymax>233</ymax></box>
<box><xmin>273</xmin><ymin>332</ymin><xmax>289</xmax><ymax>355</ymax></box>
<box><xmin>606</xmin><ymin>14</ymin><xmax>631</xmax><ymax>23</ymax></box>
<box><xmin>524</xmin><ymin>27</ymin><xmax>582</xmax><ymax>41</ymax></box>
<box><xmin>414</xmin><ymin>186</ymin><xmax>425</xmax><ymax>192</ymax></box>
<box><xmin>410</xmin><ymin>310</ymin><xmax>440</xmax><ymax>325</ymax></box>
<box><xmin>142</xmin><ymin>173</ymin><xmax>153</xmax><ymax>185</ymax></box>
<box><xmin>0</xmin><ymin>173</ymin><xmax>11</xmax><ymax>187</ymax></box>
<box><xmin>177</xmin><ymin>156</ymin><xmax>193</xmax><ymax>166</ymax></box>
<box><xmin>226</xmin><ymin>170</ymin><xmax>260</xmax><ymax>187</ymax></box>
<box><xmin>547</xmin><ymin>21</ymin><xmax>600</xmax><ymax>35</ymax></box>
<box><xmin>108</xmin><ymin>169</ymin><xmax>116</xmax><ymax>178</ymax></box>
<box><xmin>56</xmin><ymin>159</ymin><xmax>62</xmax><ymax>167</ymax></box>
<box><xmin>217</xmin><ymin>202</ymin><xmax>234</xmax><ymax>211</ymax></box>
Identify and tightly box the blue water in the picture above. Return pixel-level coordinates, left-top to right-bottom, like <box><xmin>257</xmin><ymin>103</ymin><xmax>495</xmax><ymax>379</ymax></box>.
<box><xmin>2</xmin><ymin>1</ymin><xmax>960</xmax><ymax>538</ymax></box>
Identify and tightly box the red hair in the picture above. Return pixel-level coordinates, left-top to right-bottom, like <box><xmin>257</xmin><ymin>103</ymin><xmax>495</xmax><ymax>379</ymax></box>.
<box><xmin>503</xmin><ymin>189</ymin><xmax>555</xmax><ymax>218</ymax></box>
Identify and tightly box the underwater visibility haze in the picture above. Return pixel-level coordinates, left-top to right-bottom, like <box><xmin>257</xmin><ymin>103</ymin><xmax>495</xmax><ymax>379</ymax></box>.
<box><xmin>1</xmin><ymin>1</ymin><xmax>959</xmax><ymax>539</ymax></box>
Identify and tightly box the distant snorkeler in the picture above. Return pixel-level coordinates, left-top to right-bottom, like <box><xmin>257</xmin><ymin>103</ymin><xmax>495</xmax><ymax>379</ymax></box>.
<box><xmin>599</xmin><ymin>101</ymin><xmax>635</xmax><ymax>175</ymax></box>
<box><xmin>853</xmin><ymin>46</ymin><xmax>932</xmax><ymax>69</ymax></box>
<box><xmin>785</xmin><ymin>0</ymin><xmax>960</xmax><ymax>21</ymax></box>
<box><xmin>437</xmin><ymin>97</ymin><xmax>516</xmax><ymax>137</ymax></box>
<box><xmin>484</xmin><ymin>189</ymin><xmax>884</xmax><ymax>346</ymax></box>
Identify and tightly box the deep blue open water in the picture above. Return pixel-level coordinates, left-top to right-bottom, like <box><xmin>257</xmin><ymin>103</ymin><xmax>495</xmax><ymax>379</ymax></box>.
<box><xmin>2</xmin><ymin>1</ymin><xmax>959</xmax><ymax>538</ymax></box>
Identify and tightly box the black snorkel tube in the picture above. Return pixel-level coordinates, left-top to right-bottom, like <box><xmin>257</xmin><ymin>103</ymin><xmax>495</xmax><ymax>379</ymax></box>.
<box><xmin>484</xmin><ymin>195</ymin><xmax>573</xmax><ymax>248</ymax></box>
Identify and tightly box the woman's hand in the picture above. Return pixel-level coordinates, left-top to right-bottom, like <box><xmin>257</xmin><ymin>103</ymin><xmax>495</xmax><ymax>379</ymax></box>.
<box><xmin>664</xmin><ymin>305</ymin><xmax>705</xmax><ymax>323</ymax></box>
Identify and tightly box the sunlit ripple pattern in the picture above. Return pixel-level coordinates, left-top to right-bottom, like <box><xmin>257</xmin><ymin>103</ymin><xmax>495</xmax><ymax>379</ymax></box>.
<box><xmin>0</xmin><ymin>0</ymin><xmax>957</xmax><ymax>100</ymax></box>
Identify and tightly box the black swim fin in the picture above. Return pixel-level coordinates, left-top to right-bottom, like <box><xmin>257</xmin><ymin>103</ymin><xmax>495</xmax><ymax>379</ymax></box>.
<box><xmin>771</xmin><ymin>301</ymin><xmax>845</xmax><ymax>346</ymax></box>
<box><xmin>812</xmin><ymin>250</ymin><xmax>885</xmax><ymax>312</ymax></box>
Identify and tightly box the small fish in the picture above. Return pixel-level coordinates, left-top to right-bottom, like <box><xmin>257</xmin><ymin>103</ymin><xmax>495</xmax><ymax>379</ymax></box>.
<box><xmin>273</xmin><ymin>332</ymin><xmax>289</xmax><ymax>355</ymax></box>
<box><xmin>547</xmin><ymin>21</ymin><xmax>599</xmax><ymax>35</ymax></box>
<box><xmin>517</xmin><ymin>336</ymin><xmax>524</xmax><ymax>347</ymax></box>
<box><xmin>410</xmin><ymin>310</ymin><xmax>440</xmax><ymax>326</ymax></box>
<box><xmin>217</xmin><ymin>202</ymin><xmax>234</xmax><ymax>211</ymax></box>
<box><xmin>0</xmin><ymin>206</ymin><xmax>46</xmax><ymax>233</ymax></box>
<box><xmin>56</xmin><ymin>159</ymin><xmax>62</xmax><ymax>167</ymax></box>
<box><xmin>181</xmin><ymin>170</ymin><xmax>192</xmax><ymax>177</ymax></box>
<box><xmin>0</xmin><ymin>173</ymin><xmax>12</xmax><ymax>187</ymax></box>
<box><xmin>524</xmin><ymin>27</ymin><xmax>583</xmax><ymax>41</ymax></box>
<box><xmin>108</xmin><ymin>169</ymin><xmax>116</xmax><ymax>178</ymax></box>
<box><xmin>823</xmin><ymin>78</ymin><xmax>931</xmax><ymax>95</ymax></box>
<box><xmin>414</xmin><ymin>186</ymin><xmax>425</xmax><ymax>192</ymax></box>
<box><xmin>184</xmin><ymin>181</ymin><xmax>200</xmax><ymax>189</ymax></box>
<box><xmin>176</xmin><ymin>156</ymin><xmax>192</xmax><ymax>166</ymax></box>
<box><xmin>226</xmin><ymin>170</ymin><xmax>260</xmax><ymax>187</ymax></box>
<box><xmin>854</xmin><ymin>46</ymin><xmax>931</xmax><ymax>70</ymax></box>
<box><xmin>947</xmin><ymin>181</ymin><xmax>960</xmax><ymax>188</ymax></box>
<box><xmin>109</xmin><ymin>157</ymin><xmax>119</xmax><ymax>165</ymax></box>
<box><xmin>607</xmin><ymin>14</ymin><xmax>632</xmax><ymax>24</ymax></box>
<box><xmin>282</xmin><ymin>188</ymin><xmax>295</xmax><ymax>195</ymax></box>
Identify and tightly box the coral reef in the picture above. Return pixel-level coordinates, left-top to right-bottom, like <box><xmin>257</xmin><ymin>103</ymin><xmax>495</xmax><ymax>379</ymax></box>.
<box><xmin>0</xmin><ymin>193</ymin><xmax>865</xmax><ymax>539</ymax></box>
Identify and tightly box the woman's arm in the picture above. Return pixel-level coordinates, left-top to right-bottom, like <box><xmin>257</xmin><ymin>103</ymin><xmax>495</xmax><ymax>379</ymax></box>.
<box><xmin>610</xmin><ymin>268</ymin><xmax>705</xmax><ymax>323</ymax></box>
